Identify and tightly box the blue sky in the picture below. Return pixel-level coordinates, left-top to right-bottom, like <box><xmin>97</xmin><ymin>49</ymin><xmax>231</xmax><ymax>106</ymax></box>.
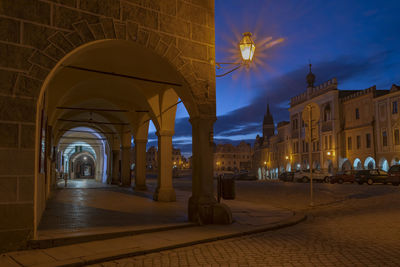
<box><xmin>148</xmin><ymin>0</ymin><xmax>400</xmax><ymax>157</ymax></box>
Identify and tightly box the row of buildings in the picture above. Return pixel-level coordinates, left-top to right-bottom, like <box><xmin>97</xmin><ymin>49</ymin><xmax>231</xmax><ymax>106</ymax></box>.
<box><xmin>253</xmin><ymin>66</ymin><xmax>400</xmax><ymax>179</ymax></box>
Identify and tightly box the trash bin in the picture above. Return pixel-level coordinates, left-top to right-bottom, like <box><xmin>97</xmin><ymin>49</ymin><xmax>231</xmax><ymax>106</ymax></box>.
<box><xmin>221</xmin><ymin>176</ymin><xmax>235</xmax><ymax>200</ymax></box>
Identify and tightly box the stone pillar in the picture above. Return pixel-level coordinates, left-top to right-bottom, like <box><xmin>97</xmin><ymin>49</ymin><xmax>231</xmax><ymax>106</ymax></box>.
<box><xmin>134</xmin><ymin>139</ymin><xmax>147</xmax><ymax>191</ymax></box>
<box><xmin>153</xmin><ymin>130</ymin><xmax>176</xmax><ymax>202</ymax></box>
<box><xmin>120</xmin><ymin>146</ymin><xmax>131</xmax><ymax>186</ymax></box>
<box><xmin>189</xmin><ymin>116</ymin><xmax>232</xmax><ymax>224</ymax></box>
<box><xmin>111</xmin><ymin>150</ymin><xmax>120</xmax><ymax>184</ymax></box>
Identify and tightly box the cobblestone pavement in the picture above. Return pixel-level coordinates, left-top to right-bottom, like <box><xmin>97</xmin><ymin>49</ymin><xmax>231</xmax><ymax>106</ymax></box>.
<box><xmin>92</xmin><ymin>181</ymin><xmax>400</xmax><ymax>266</ymax></box>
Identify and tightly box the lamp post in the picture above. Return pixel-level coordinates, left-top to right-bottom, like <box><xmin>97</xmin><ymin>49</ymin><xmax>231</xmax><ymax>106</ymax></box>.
<box><xmin>216</xmin><ymin>32</ymin><xmax>256</xmax><ymax>77</ymax></box>
<box><xmin>302</xmin><ymin>103</ymin><xmax>320</xmax><ymax>207</ymax></box>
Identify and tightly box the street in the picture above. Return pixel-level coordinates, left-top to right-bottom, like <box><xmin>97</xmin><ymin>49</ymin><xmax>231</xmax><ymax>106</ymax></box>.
<box><xmin>92</xmin><ymin>180</ymin><xmax>400</xmax><ymax>266</ymax></box>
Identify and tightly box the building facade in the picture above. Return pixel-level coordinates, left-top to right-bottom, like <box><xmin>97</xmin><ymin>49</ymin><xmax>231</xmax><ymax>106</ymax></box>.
<box><xmin>214</xmin><ymin>141</ymin><xmax>252</xmax><ymax>173</ymax></box>
<box><xmin>253</xmin><ymin>67</ymin><xmax>400</xmax><ymax>179</ymax></box>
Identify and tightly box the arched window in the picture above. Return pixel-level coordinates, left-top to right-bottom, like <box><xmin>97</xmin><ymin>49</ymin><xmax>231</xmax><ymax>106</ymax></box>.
<box><xmin>324</xmin><ymin>104</ymin><xmax>331</xmax><ymax>121</ymax></box>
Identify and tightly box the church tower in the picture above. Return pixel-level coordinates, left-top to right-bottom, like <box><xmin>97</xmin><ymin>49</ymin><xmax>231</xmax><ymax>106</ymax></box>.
<box><xmin>263</xmin><ymin>104</ymin><xmax>275</xmax><ymax>139</ymax></box>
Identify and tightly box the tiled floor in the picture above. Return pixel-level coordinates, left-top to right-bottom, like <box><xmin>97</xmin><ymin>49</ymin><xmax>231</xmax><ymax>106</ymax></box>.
<box><xmin>38</xmin><ymin>179</ymin><xmax>189</xmax><ymax>238</ymax></box>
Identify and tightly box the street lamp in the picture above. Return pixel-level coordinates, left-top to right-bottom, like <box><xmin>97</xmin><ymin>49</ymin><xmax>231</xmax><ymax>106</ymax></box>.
<box><xmin>285</xmin><ymin>156</ymin><xmax>289</xmax><ymax>160</ymax></box>
<box><xmin>216</xmin><ymin>32</ymin><xmax>256</xmax><ymax>77</ymax></box>
<box><xmin>239</xmin><ymin>32</ymin><xmax>256</xmax><ymax>64</ymax></box>
<box><xmin>327</xmin><ymin>151</ymin><xmax>331</xmax><ymax>156</ymax></box>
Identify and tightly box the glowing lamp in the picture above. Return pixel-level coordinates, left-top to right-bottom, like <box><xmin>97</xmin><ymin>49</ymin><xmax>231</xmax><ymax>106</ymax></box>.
<box><xmin>264</xmin><ymin>161</ymin><xmax>267</xmax><ymax>165</ymax></box>
<box><xmin>327</xmin><ymin>151</ymin><xmax>331</xmax><ymax>156</ymax></box>
<box><xmin>239</xmin><ymin>32</ymin><xmax>255</xmax><ymax>63</ymax></box>
<box><xmin>285</xmin><ymin>156</ymin><xmax>289</xmax><ymax>160</ymax></box>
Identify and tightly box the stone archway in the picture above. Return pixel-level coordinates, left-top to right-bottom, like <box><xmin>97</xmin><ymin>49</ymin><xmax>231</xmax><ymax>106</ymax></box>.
<box><xmin>33</xmin><ymin>37</ymin><xmax>229</xmax><ymax>238</ymax></box>
<box><xmin>353</xmin><ymin>158</ymin><xmax>362</xmax><ymax>170</ymax></box>
<box><xmin>364</xmin><ymin>157</ymin><xmax>376</xmax><ymax>170</ymax></box>
<box><xmin>391</xmin><ymin>157</ymin><xmax>400</xmax><ymax>166</ymax></box>
<box><xmin>0</xmin><ymin>1</ymin><xmax>220</xmax><ymax>251</ymax></box>
<box><xmin>379</xmin><ymin>158</ymin><xmax>389</xmax><ymax>171</ymax></box>
<box><xmin>341</xmin><ymin>159</ymin><xmax>352</xmax><ymax>170</ymax></box>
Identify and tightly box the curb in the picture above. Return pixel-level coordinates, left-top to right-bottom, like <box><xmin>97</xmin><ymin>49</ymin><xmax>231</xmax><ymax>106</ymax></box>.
<box><xmin>29</xmin><ymin>223</ymin><xmax>195</xmax><ymax>249</ymax></box>
<box><xmin>31</xmin><ymin>212</ymin><xmax>307</xmax><ymax>267</ymax></box>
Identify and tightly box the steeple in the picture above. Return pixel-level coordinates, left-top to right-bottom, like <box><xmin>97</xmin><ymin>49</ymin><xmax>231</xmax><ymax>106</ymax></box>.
<box><xmin>306</xmin><ymin>63</ymin><xmax>315</xmax><ymax>88</ymax></box>
<box><xmin>263</xmin><ymin>104</ymin><xmax>274</xmax><ymax>139</ymax></box>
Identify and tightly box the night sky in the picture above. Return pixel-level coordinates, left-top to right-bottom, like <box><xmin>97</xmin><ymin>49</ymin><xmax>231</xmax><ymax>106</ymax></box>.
<box><xmin>148</xmin><ymin>0</ymin><xmax>400</xmax><ymax>157</ymax></box>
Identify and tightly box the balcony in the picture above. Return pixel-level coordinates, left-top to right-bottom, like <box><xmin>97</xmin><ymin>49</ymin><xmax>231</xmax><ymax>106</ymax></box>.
<box><xmin>321</xmin><ymin>121</ymin><xmax>333</xmax><ymax>132</ymax></box>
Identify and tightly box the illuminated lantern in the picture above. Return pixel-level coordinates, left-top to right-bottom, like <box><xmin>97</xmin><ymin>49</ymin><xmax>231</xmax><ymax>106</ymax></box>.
<box><xmin>239</xmin><ymin>32</ymin><xmax>256</xmax><ymax>63</ymax></box>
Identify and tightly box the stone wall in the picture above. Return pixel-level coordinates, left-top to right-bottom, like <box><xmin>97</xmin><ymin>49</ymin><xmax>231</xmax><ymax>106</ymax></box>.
<box><xmin>0</xmin><ymin>0</ymin><xmax>215</xmax><ymax>251</ymax></box>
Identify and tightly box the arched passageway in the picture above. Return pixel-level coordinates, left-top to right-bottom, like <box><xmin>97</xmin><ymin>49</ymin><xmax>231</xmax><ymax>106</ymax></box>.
<box><xmin>391</xmin><ymin>157</ymin><xmax>400</xmax><ymax>166</ymax></box>
<box><xmin>379</xmin><ymin>158</ymin><xmax>389</xmax><ymax>171</ymax></box>
<box><xmin>364</xmin><ymin>157</ymin><xmax>376</xmax><ymax>170</ymax></box>
<box><xmin>353</xmin><ymin>158</ymin><xmax>362</xmax><ymax>170</ymax></box>
<box><xmin>341</xmin><ymin>159</ymin><xmax>352</xmax><ymax>171</ymax></box>
<box><xmin>34</xmin><ymin>38</ymin><xmax>230</xmax><ymax>239</ymax></box>
<box><xmin>286</xmin><ymin>163</ymin><xmax>291</xmax><ymax>172</ymax></box>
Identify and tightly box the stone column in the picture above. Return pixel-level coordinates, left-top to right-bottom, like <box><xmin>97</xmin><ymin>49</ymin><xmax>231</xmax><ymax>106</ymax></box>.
<box><xmin>111</xmin><ymin>150</ymin><xmax>120</xmax><ymax>184</ymax></box>
<box><xmin>134</xmin><ymin>139</ymin><xmax>147</xmax><ymax>191</ymax></box>
<box><xmin>153</xmin><ymin>130</ymin><xmax>176</xmax><ymax>202</ymax></box>
<box><xmin>120</xmin><ymin>146</ymin><xmax>131</xmax><ymax>186</ymax></box>
<box><xmin>189</xmin><ymin>116</ymin><xmax>232</xmax><ymax>224</ymax></box>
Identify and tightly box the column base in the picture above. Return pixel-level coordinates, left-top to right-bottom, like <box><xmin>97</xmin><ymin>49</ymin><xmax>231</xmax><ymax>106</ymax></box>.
<box><xmin>134</xmin><ymin>184</ymin><xmax>147</xmax><ymax>191</ymax></box>
<box><xmin>153</xmin><ymin>187</ymin><xmax>176</xmax><ymax>202</ymax></box>
<box><xmin>188</xmin><ymin>196</ymin><xmax>232</xmax><ymax>225</ymax></box>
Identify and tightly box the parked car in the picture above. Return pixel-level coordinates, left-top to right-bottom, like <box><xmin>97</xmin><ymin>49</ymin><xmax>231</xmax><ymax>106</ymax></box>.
<box><xmin>330</xmin><ymin>170</ymin><xmax>357</xmax><ymax>184</ymax></box>
<box><xmin>355</xmin><ymin>169</ymin><xmax>388</xmax><ymax>185</ymax></box>
<box><xmin>279</xmin><ymin>172</ymin><xmax>295</xmax><ymax>182</ymax></box>
<box><xmin>293</xmin><ymin>169</ymin><xmax>331</xmax><ymax>183</ymax></box>
<box><xmin>387</xmin><ymin>165</ymin><xmax>400</xmax><ymax>186</ymax></box>
<box><xmin>233</xmin><ymin>170</ymin><xmax>257</xmax><ymax>180</ymax></box>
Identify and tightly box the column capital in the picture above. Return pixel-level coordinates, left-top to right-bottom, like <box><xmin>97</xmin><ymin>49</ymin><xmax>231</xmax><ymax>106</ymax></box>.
<box><xmin>134</xmin><ymin>138</ymin><xmax>147</xmax><ymax>144</ymax></box>
<box><xmin>156</xmin><ymin>129</ymin><xmax>174</xmax><ymax>137</ymax></box>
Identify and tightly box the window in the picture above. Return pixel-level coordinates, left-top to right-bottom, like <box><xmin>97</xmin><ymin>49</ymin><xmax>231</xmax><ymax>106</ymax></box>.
<box><xmin>329</xmin><ymin>135</ymin><xmax>332</xmax><ymax>149</ymax></box>
<box><xmin>355</xmin><ymin>108</ymin><xmax>360</xmax><ymax>120</ymax></box>
<box><xmin>394</xmin><ymin>129</ymin><xmax>400</xmax><ymax>145</ymax></box>
<box><xmin>324</xmin><ymin>105</ymin><xmax>331</xmax><ymax>121</ymax></box>
<box><xmin>324</xmin><ymin>136</ymin><xmax>328</xmax><ymax>150</ymax></box>
<box><xmin>347</xmin><ymin>137</ymin><xmax>352</xmax><ymax>150</ymax></box>
<box><xmin>356</xmin><ymin>135</ymin><xmax>361</xmax><ymax>149</ymax></box>
<box><xmin>366</xmin><ymin>133</ymin><xmax>371</xmax><ymax>148</ymax></box>
<box><xmin>383</xmin><ymin>131</ymin><xmax>388</xmax><ymax>147</ymax></box>
<box><xmin>393</xmin><ymin>101</ymin><xmax>398</xmax><ymax>114</ymax></box>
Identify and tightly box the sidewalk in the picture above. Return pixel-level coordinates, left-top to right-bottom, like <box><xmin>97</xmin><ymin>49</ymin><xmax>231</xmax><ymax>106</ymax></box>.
<box><xmin>1</xmin><ymin>202</ymin><xmax>305</xmax><ymax>267</ymax></box>
<box><xmin>0</xmin><ymin>179</ymin><xmax>306</xmax><ymax>267</ymax></box>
